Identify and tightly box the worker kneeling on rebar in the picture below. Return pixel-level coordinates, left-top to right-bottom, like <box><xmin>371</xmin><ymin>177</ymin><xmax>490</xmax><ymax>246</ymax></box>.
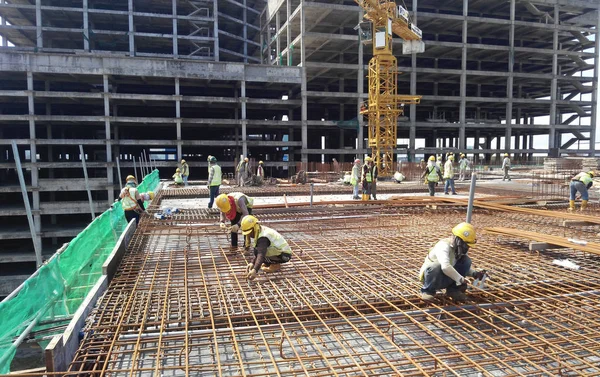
<box><xmin>241</xmin><ymin>215</ymin><xmax>292</xmax><ymax>280</ymax></box>
<box><xmin>418</xmin><ymin>222</ymin><xmax>486</xmax><ymax>302</ymax></box>
<box><xmin>569</xmin><ymin>171</ymin><xmax>594</xmax><ymax>212</ymax></box>
<box><xmin>119</xmin><ymin>175</ymin><xmax>152</xmax><ymax>224</ymax></box>
<box><xmin>216</xmin><ymin>192</ymin><xmax>254</xmax><ymax>249</ymax></box>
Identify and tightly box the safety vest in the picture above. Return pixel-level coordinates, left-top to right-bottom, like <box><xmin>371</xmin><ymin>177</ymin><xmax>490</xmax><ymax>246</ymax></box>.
<box><xmin>254</xmin><ymin>225</ymin><xmax>292</xmax><ymax>257</ymax></box>
<box><xmin>231</xmin><ymin>192</ymin><xmax>254</xmax><ymax>211</ymax></box>
<box><xmin>209</xmin><ymin>165</ymin><xmax>222</xmax><ymax>186</ymax></box>
<box><xmin>427</xmin><ymin>166</ymin><xmax>440</xmax><ymax>183</ymax></box>
<box><xmin>181</xmin><ymin>163</ymin><xmax>189</xmax><ymax>177</ymax></box>
<box><xmin>580</xmin><ymin>173</ymin><xmax>593</xmax><ymax>186</ymax></box>
<box><xmin>363</xmin><ymin>166</ymin><xmax>373</xmax><ymax>182</ymax></box>
<box><xmin>443</xmin><ymin>161</ymin><xmax>454</xmax><ymax>179</ymax></box>
<box><xmin>122</xmin><ymin>187</ymin><xmax>140</xmax><ymax>211</ymax></box>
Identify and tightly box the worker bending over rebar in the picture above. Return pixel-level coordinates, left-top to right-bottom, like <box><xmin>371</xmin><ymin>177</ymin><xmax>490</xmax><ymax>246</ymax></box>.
<box><xmin>241</xmin><ymin>215</ymin><xmax>292</xmax><ymax>280</ymax></box>
<box><xmin>216</xmin><ymin>192</ymin><xmax>254</xmax><ymax>249</ymax></box>
<box><xmin>419</xmin><ymin>222</ymin><xmax>486</xmax><ymax>302</ymax></box>
<box><xmin>569</xmin><ymin>170</ymin><xmax>595</xmax><ymax>211</ymax></box>
<box><xmin>119</xmin><ymin>175</ymin><xmax>154</xmax><ymax>224</ymax></box>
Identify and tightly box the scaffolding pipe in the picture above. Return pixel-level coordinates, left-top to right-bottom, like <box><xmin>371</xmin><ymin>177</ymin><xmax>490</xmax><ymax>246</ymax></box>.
<box><xmin>11</xmin><ymin>141</ymin><xmax>42</xmax><ymax>268</ymax></box>
<box><xmin>79</xmin><ymin>145</ymin><xmax>96</xmax><ymax>220</ymax></box>
<box><xmin>116</xmin><ymin>157</ymin><xmax>123</xmax><ymax>189</ymax></box>
<box><xmin>133</xmin><ymin>156</ymin><xmax>138</xmax><ymax>181</ymax></box>
<box><xmin>310</xmin><ymin>183</ymin><xmax>314</xmax><ymax>207</ymax></box>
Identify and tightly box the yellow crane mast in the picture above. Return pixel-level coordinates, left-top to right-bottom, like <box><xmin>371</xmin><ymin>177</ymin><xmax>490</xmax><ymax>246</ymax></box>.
<box><xmin>355</xmin><ymin>0</ymin><xmax>423</xmax><ymax>176</ymax></box>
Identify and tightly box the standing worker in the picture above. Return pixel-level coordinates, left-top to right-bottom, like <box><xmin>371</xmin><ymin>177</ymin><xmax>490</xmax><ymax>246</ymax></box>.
<box><xmin>256</xmin><ymin>161</ymin><xmax>265</xmax><ymax>184</ymax></box>
<box><xmin>569</xmin><ymin>171</ymin><xmax>595</xmax><ymax>211</ymax></box>
<box><xmin>119</xmin><ymin>175</ymin><xmax>146</xmax><ymax>224</ymax></box>
<box><xmin>236</xmin><ymin>156</ymin><xmax>249</xmax><ymax>187</ymax></box>
<box><xmin>419</xmin><ymin>222</ymin><xmax>485</xmax><ymax>301</ymax></box>
<box><xmin>422</xmin><ymin>156</ymin><xmax>443</xmax><ymax>196</ymax></box>
<box><xmin>207</xmin><ymin>156</ymin><xmax>222</xmax><ymax>209</ymax></box>
<box><xmin>216</xmin><ymin>192</ymin><xmax>254</xmax><ymax>249</ymax></box>
<box><xmin>241</xmin><ymin>215</ymin><xmax>292</xmax><ymax>280</ymax></box>
<box><xmin>436</xmin><ymin>156</ymin><xmax>443</xmax><ymax>170</ymax></box>
<box><xmin>458</xmin><ymin>153</ymin><xmax>468</xmax><ymax>181</ymax></box>
<box><xmin>351</xmin><ymin>159</ymin><xmax>361</xmax><ymax>200</ymax></box>
<box><xmin>361</xmin><ymin>156</ymin><xmax>374</xmax><ymax>201</ymax></box>
<box><xmin>443</xmin><ymin>155</ymin><xmax>457</xmax><ymax>195</ymax></box>
<box><xmin>181</xmin><ymin>159</ymin><xmax>190</xmax><ymax>186</ymax></box>
<box><xmin>371</xmin><ymin>158</ymin><xmax>379</xmax><ymax>200</ymax></box>
<box><xmin>502</xmin><ymin>153</ymin><xmax>511</xmax><ymax>181</ymax></box>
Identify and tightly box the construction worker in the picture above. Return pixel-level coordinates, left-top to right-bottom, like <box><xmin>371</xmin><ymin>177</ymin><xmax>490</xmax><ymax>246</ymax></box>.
<box><xmin>569</xmin><ymin>171</ymin><xmax>594</xmax><ymax>211</ymax></box>
<box><xmin>361</xmin><ymin>156</ymin><xmax>374</xmax><ymax>200</ymax></box>
<box><xmin>236</xmin><ymin>156</ymin><xmax>249</xmax><ymax>187</ymax></box>
<box><xmin>421</xmin><ymin>156</ymin><xmax>443</xmax><ymax>196</ymax></box>
<box><xmin>207</xmin><ymin>155</ymin><xmax>213</xmax><ymax>174</ymax></box>
<box><xmin>119</xmin><ymin>175</ymin><xmax>146</xmax><ymax>224</ymax></box>
<box><xmin>181</xmin><ymin>159</ymin><xmax>190</xmax><ymax>186</ymax></box>
<box><xmin>419</xmin><ymin>222</ymin><xmax>485</xmax><ymax>302</ymax></box>
<box><xmin>436</xmin><ymin>155</ymin><xmax>443</xmax><ymax>170</ymax></box>
<box><xmin>216</xmin><ymin>192</ymin><xmax>254</xmax><ymax>249</ymax></box>
<box><xmin>241</xmin><ymin>215</ymin><xmax>292</xmax><ymax>280</ymax></box>
<box><xmin>371</xmin><ymin>158</ymin><xmax>379</xmax><ymax>200</ymax></box>
<box><xmin>207</xmin><ymin>156</ymin><xmax>222</xmax><ymax>209</ymax></box>
<box><xmin>458</xmin><ymin>153</ymin><xmax>468</xmax><ymax>181</ymax></box>
<box><xmin>443</xmin><ymin>155</ymin><xmax>457</xmax><ymax>195</ymax></box>
<box><xmin>419</xmin><ymin>158</ymin><xmax>426</xmax><ymax>171</ymax></box>
<box><xmin>172</xmin><ymin>168</ymin><xmax>184</xmax><ymax>185</ymax></box>
<box><xmin>502</xmin><ymin>153</ymin><xmax>511</xmax><ymax>181</ymax></box>
<box><xmin>351</xmin><ymin>159</ymin><xmax>361</xmax><ymax>200</ymax></box>
<box><xmin>256</xmin><ymin>161</ymin><xmax>265</xmax><ymax>184</ymax></box>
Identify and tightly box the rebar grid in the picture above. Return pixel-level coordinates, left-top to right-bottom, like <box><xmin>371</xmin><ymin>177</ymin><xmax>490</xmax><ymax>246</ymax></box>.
<box><xmin>53</xmin><ymin>204</ymin><xmax>600</xmax><ymax>376</ymax></box>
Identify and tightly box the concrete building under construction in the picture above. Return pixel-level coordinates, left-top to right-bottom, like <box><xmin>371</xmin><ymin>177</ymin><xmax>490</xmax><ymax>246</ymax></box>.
<box><xmin>0</xmin><ymin>0</ymin><xmax>599</xmax><ymax>294</ymax></box>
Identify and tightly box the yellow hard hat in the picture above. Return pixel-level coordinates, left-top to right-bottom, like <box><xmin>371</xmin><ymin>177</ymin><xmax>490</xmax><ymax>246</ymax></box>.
<box><xmin>244</xmin><ymin>157</ymin><xmax>249</xmax><ymax>162</ymax></box>
<box><xmin>181</xmin><ymin>159</ymin><xmax>186</xmax><ymax>164</ymax></box>
<box><xmin>206</xmin><ymin>155</ymin><xmax>212</xmax><ymax>161</ymax></box>
<box><xmin>126</xmin><ymin>175</ymin><xmax>136</xmax><ymax>182</ymax></box>
<box><xmin>365</xmin><ymin>156</ymin><xmax>373</xmax><ymax>162</ymax></box>
<box><xmin>176</xmin><ymin>168</ymin><xmax>181</xmax><ymax>172</ymax></box>
<box><xmin>241</xmin><ymin>215</ymin><xmax>260</xmax><ymax>235</ymax></box>
<box><xmin>504</xmin><ymin>153</ymin><xmax>509</xmax><ymax>157</ymax></box>
<box><xmin>452</xmin><ymin>222</ymin><xmax>477</xmax><ymax>247</ymax></box>
<box><xmin>437</xmin><ymin>156</ymin><xmax>442</xmax><ymax>160</ymax></box>
<box><xmin>428</xmin><ymin>156</ymin><xmax>435</xmax><ymax>161</ymax></box>
<box><xmin>259</xmin><ymin>160</ymin><xmax>264</xmax><ymax>164</ymax></box>
<box><xmin>215</xmin><ymin>194</ymin><xmax>231</xmax><ymax>213</ymax></box>
<box><xmin>148</xmin><ymin>191</ymin><xmax>155</xmax><ymax>200</ymax></box>
<box><xmin>588</xmin><ymin>171</ymin><xmax>595</xmax><ymax>178</ymax></box>
<box><xmin>460</xmin><ymin>153</ymin><xmax>465</xmax><ymax>157</ymax></box>
<box><xmin>449</xmin><ymin>156</ymin><xmax>454</xmax><ymax>161</ymax></box>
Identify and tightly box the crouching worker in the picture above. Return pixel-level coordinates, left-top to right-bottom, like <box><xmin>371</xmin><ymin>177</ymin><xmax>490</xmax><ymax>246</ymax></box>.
<box><xmin>241</xmin><ymin>215</ymin><xmax>292</xmax><ymax>280</ymax></box>
<box><xmin>569</xmin><ymin>171</ymin><xmax>594</xmax><ymax>211</ymax></box>
<box><xmin>216</xmin><ymin>192</ymin><xmax>254</xmax><ymax>249</ymax></box>
<box><xmin>419</xmin><ymin>222</ymin><xmax>485</xmax><ymax>302</ymax></box>
<box><xmin>120</xmin><ymin>175</ymin><xmax>148</xmax><ymax>224</ymax></box>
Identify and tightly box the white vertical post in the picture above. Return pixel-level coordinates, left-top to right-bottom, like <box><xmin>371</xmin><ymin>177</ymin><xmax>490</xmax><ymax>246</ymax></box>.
<box><xmin>79</xmin><ymin>145</ymin><xmax>96</xmax><ymax>220</ymax></box>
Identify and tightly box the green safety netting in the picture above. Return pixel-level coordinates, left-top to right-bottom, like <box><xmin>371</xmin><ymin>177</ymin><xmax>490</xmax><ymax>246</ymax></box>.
<box><xmin>0</xmin><ymin>170</ymin><xmax>160</xmax><ymax>373</ymax></box>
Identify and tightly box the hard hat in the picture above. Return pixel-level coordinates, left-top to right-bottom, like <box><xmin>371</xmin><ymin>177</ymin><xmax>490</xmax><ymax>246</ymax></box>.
<box><xmin>209</xmin><ymin>156</ymin><xmax>217</xmax><ymax>162</ymax></box>
<box><xmin>215</xmin><ymin>194</ymin><xmax>231</xmax><ymax>213</ymax></box>
<box><xmin>126</xmin><ymin>175</ymin><xmax>136</xmax><ymax>182</ymax></box>
<box><xmin>181</xmin><ymin>159</ymin><xmax>186</xmax><ymax>164</ymax></box>
<box><xmin>504</xmin><ymin>153</ymin><xmax>509</xmax><ymax>157</ymax></box>
<box><xmin>428</xmin><ymin>156</ymin><xmax>435</xmax><ymax>161</ymax></box>
<box><xmin>449</xmin><ymin>156</ymin><xmax>454</xmax><ymax>161</ymax></box>
<box><xmin>176</xmin><ymin>168</ymin><xmax>181</xmax><ymax>172</ymax></box>
<box><xmin>207</xmin><ymin>155</ymin><xmax>212</xmax><ymax>161</ymax></box>
<box><xmin>148</xmin><ymin>191</ymin><xmax>155</xmax><ymax>200</ymax></box>
<box><xmin>452</xmin><ymin>222</ymin><xmax>477</xmax><ymax>247</ymax></box>
<box><xmin>365</xmin><ymin>156</ymin><xmax>373</xmax><ymax>162</ymax></box>
<box><xmin>460</xmin><ymin>153</ymin><xmax>465</xmax><ymax>157</ymax></box>
<box><xmin>241</xmin><ymin>215</ymin><xmax>260</xmax><ymax>235</ymax></box>
<box><xmin>437</xmin><ymin>156</ymin><xmax>442</xmax><ymax>160</ymax></box>
<box><xmin>244</xmin><ymin>157</ymin><xmax>249</xmax><ymax>162</ymax></box>
<box><xmin>420</xmin><ymin>159</ymin><xmax>425</xmax><ymax>163</ymax></box>
<box><xmin>588</xmin><ymin>171</ymin><xmax>595</xmax><ymax>178</ymax></box>
<box><xmin>259</xmin><ymin>160</ymin><xmax>264</xmax><ymax>164</ymax></box>
<box><xmin>354</xmin><ymin>159</ymin><xmax>360</xmax><ymax>164</ymax></box>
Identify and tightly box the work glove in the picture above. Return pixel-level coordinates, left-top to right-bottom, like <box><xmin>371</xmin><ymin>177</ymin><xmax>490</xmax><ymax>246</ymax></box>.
<box><xmin>230</xmin><ymin>224</ymin><xmax>240</xmax><ymax>233</ymax></box>
<box><xmin>246</xmin><ymin>263</ymin><xmax>254</xmax><ymax>274</ymax></box>
<box><xmin>219</xmin><ymin>222</ymin><xmax>226</xmax><ymax>230</ymax></box>
<box><xmin>471</xmin><ymin>270</ymin><xmax>487</xmax><ymax>281</ymax></box>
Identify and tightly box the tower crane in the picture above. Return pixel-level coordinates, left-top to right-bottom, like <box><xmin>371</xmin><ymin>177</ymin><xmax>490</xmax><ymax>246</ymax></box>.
<box><xmin>355</xmin><ymin>0</ymin><xmax>424</xmax><ymax>176</ymax></box>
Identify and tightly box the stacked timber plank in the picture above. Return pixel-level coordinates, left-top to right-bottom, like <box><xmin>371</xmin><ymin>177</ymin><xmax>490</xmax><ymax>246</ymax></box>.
<box><xmin>543</xmin><ymin>157</ymin><xmax>599</xmax><ymax>172</ymax></box>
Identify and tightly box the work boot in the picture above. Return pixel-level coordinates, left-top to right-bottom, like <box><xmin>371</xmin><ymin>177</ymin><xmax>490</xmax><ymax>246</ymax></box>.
<box><xmin>580</xmin><ymin>200</ymin><xmax>588</xmax><ymax>211</ymax></box>
<box><xmin>446</xmin><ymin>290</ymin><xmax>467</xmax><ymax>302</ymax></box>
<box><xmin>420</xmin><ymin>291</ymin><xmax>436</xmax><ymax>302</ymax></box>
<box><xmin>361</xmin><ymin>194</ymin><xmax>368</xmax><ymax>201</ymax></box>
<box><xmin>262</xmin><ymin>264</ymin><xmax>281</xmax><ymax>273</ymax></box>
<box><xmin>568</xmin><ymin>200</ymin><xmax>576</xmax><ymax>211</ymax></box>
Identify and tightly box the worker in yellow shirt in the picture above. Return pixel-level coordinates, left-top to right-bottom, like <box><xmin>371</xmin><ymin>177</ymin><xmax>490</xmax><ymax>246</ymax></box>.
<box><xmin>216</xmin><ymin>192</ymin><xmax>254</xmax><ymax>249</ymax></box>
<box><xmin>119</xmin><ymin>175</ymin><xmax>153</xmax><ymax>224</ymax></box>
<box><xmin>241</xmin><ymin>215</ymin><xmax>292</xmax><ymax>280</ymax></box>
<box><xmin>181</xmin><ymin>159</ymin><xmax>190</xmax><ymax>186</ymax></box>
<box><xmin>569</xmin><ymin>171</ymin><xmax>594</xmax><ymax>211</ymax></box>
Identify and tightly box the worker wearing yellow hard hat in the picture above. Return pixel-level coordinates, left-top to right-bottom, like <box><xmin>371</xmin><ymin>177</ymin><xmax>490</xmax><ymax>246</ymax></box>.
<box><xmin>216</xmin><ymin>192</ymin><xmax>254</xmax><ymax>249</ymax></box>
<box><xmin>241</xmin><ymin>215</ymin><xmax>292</xmax><ymax>280</ymax></box>
<box><xmin>236</xmin><ymin>155</ymin><xmax>250</xmax><ymax>187</ymax></box>
<box><xmin>569</xmin><ymin>171</ymin><xmax>595</xmax><ymax>211</ymax></box>
<box><xmin>502</xmin><ymin>153</ymin><xmax>511</xmax><ymax>181</ymax></box>
<box><xmin>422</xmin><ymin>155</ymin><xmax>443</xmax><ymax>196</ymax></box>
<box><xmin>458</xmin><ymin>153</ymin><xmax>469</xmax><ymax>181</ymax></box>
<box><xmin>360</xmin><ymin>156</ymin><xmax>376</xmax><ymax>201</ymax></box>
<box><xmin>180</xmin><ymin>159</ymin><xmax>190</xmax><ymax>186</ymax></box>
<box><xmin>119</xmin><ymin>174</ymin><xmax>146</xmax><ymax>224</ymax></box>
<box><xmin>172</xmin><ymin>167</ymin><xmax>184</xmax><ymax>186</ymax></box>
<box><xmin>256</xmin><ymin>160</ymin><xmax>265</xmax><ymax>184</ymax></box>
<box><xmin>419</xmin><ymin>222</ymin><xmax>486</xmax><ymax>302</ymax></box>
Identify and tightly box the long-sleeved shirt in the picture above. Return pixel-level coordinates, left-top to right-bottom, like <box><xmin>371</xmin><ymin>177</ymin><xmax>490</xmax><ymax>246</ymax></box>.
<box><xmin>502</xmin><ymin>157</ymin><xmax>511</xmax><ymax>169</ymax></box>
<box><xmin>181</xmin><ymin>163</ymin><xmax>189</xmax><ymax>177</ymax></box>
<box><xmin>419</xmin><ymin>237</ymin><xmax>474</xmax><ymax>284</ymax></box>
<box><xmin>351</xmin><ymin>164</ymin><xmax>360</xmax><ymax>181</ymax></box>
<box><xmin>459</xmin><ymin>158</ymin><xmax>468</xmax><ymax>170</ymax></box>
<box><xmin>443</xmin><ymin>160</ymin><xmax>455</xmax><ymax>179</ymax></box>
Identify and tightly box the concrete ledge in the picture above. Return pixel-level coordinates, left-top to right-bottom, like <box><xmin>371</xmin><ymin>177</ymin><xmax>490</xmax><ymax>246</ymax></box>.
<box><xmin>45</xmin><ymin>275</ymin><xmax>107</xmax><ymax>373</ymax></box>
<box><xmin>529</xmin><ymin>242</ymin><xmax>567</xmax><ymax>251</ymax></box>
<box><xmin>102</xmin><ymin>219</ymin><xmax>137</xmax><ymax>281</ymax></box>
<box><xmin>562</xmin><ymin>220</ymin><xmax>597</xmax><ymax>227</ymax></box>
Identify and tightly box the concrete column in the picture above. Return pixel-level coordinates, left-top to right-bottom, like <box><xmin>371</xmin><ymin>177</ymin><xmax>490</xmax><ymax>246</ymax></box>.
<box><xmin>357</xmin><ymin>9</ymin><xmax>364</xmax><ymax>156</ymax></box>
<box><xmin>286</xmin><ymin>0</ymin><xmax>292</xmax><ymax>65</ymax></box>
<box><xmin>409</xmin><ymin>0</ymin><xmax>418</xmax><ymax>161</ymax></box>
<box><xmin>1</xmin><ymin>0</ymin><xmax>7</xmax><ymax>47</ymax></box>
<box><xmin>275</xmin><ymin>12</ymin><xmax>281</xmax><ymax>64</ymax></box>
<box><xmin>549</xmin><ymin>4</ymin><xmax>559</xmax><ymax>150</ymax></box>
<box><xmin>458</xmin><ymin>0</ymin><xmax>467</xmax><ymax>150</ymax></box>
<box><xmin>300</xmin><ymin>2</ymin><xmax>308</xmax><ymax>166</ymax></box>
<box><xmin>103</xmin><ymin>75</ymin><xmax>114</xmax><ymax>203</ymax></box>
<box><xmin>83</xmin><ymin>0</ymin><xmax>89</xmax><ymax>51</ymax></box>
<box><xmin>505</xmin><ymin>0</ymin><xmax>515</xmax><ymax>153</ymax></box>
<box><xmin>243</xmin><ymin>0</ymin><xmax>248</xmax><ymax>62</ymax></box>
<box><xmin>35</xmin><ymin>0</ymin><xmax>42</xmax><ymax>48</ymax></box>
<box><xmin>175</xmin><ymin>78</ymin><xmax>182</xmax><ymax>160</ymax></box>
<box><xmin>27</xmin><ymin>71</ymin><xmax>42</xmax><ymax>257</ymax></box>
<box><xmin>241</xmin><ymin>80</ymin><xmax>248</xmax><ymax>157</ymax></box>
<box><xmin>213</xmin><ymin>0</ymin><xmax>219</xmax><ymax>61</ymax></box>
<box><xmin>528</xmin><ymin>134</ymin><xmax>534</xmax><ymax>160</ymax></box>
<box><xmin>496</xmin><ymin>136</ymin><xmax>501</xmax><ymax>163</ymax></box>
<box><xmin>128</xmin><ymin>0</ymin><xmax>135</xmax><ymax>56</ymax></box>
<box><xmin>172</xmin><ymin>0</ymin><xmax>178</xmax><ymax>57</ymax></box>
<box><xmin>339</xmin><ymin>77</ymin><xmax>345</xmax><ymax>162</ymax></box>
<box><xmin>589</xmin><ymin>9</ymin><xmax>599</xmax><ymax>156</ymax></box>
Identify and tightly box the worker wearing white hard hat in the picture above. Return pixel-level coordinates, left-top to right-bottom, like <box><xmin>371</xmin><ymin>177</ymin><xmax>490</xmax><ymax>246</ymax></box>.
<box><xmin>119</xmin><ymin>174</ymin><xmax>145</xmax><ymax>224</ymax></box>
<box><xmin>502</xmin><ymin>153</ymin><xmax>511</xmax><ymax>181</ymax></box>
<box><xmin>351</xmin><ymin>159</ymin><xmax>361</xmax><ymax>199</ymax></box>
